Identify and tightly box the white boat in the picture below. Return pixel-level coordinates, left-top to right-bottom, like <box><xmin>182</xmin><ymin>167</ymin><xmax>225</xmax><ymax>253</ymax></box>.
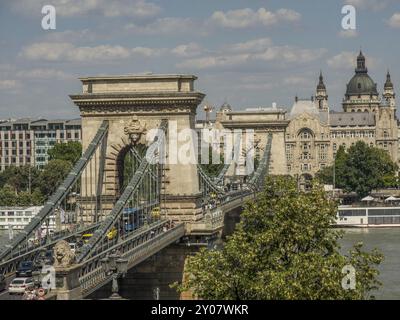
<box><xmin>335</xmin><ymin>205</ymin><xmax>400</xmax><ymax>228</ymax></box>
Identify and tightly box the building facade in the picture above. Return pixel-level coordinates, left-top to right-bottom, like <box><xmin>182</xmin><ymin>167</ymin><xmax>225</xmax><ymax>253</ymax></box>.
<box><xmin>285</xmin><ymin>51</ymin><xmax>398</xmax><ymax>184</ymax></box>
<box><xmin>0</xmin><ymin>118</ymin><xmax>81</xmax><ymax>171</ymax></box>
<box><xmin>214</xmin><ymin>51</ymin><xmax>398</xmax><ymax>186</ymax></box>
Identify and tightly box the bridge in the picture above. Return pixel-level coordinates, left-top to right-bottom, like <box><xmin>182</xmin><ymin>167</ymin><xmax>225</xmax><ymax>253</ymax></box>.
<box><xmin>0</xmin><ymin>74</ymin><xmax>275</xmax><ymax>300</ymax></box>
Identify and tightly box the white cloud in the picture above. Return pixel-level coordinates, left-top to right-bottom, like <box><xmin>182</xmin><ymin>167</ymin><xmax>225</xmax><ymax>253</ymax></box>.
<box><xmin>327</xmin><ymin>52</ymin><xmax>356</xmax><ymax>69</ymax></box>
<box><xmin>387</xmin><ymin>13</ymin><xmax>400</xmax><ymax>28</ymax></box>
<box><xmin>11</xmin><ymin>0</ymin><xmax>161</xmax><ymax>18</ymax></box>
<box><xmin>327</xmin><ymin>51</ymin><xmax>379</xmax><ymax>70</ymax></box>
<box><xmin>177</xmin><ymin>40</ymin><xmax>326</xmax><ymax>70</ymax></box>
<box><xmin>338</xmin><ymin>29</ymin><xmax>359</xmax><ymax>38</ymax></box>
<box><xmin>20</xmin><ymin>42</ymin><xmax>162</xmax><ymax>62</ymax></box>
<box><xmin>0</xmin><ymin>80</ymin><xmax>20</xmax><ymax>90</ymax></box>
<box><xmin>209</xmin><ymin>7</ymin><xmax>301</xmax><ymax>29</ymax></box>
<box><xmin>125</xmin><ymin>17</ymin><xmax>201</xmax><ymax>35</ymax></box>
<box><xmin>343</xmin><ymin>0</ymin><xmax>390</xmax><ymax>11</ymax></box>
<box><xmin>224</xmin><ymin>38</ymin><xmax>273</xmax><ymax>53</ymax></box>
<box><xmin>171</xmin><ymin>43</ymin><xmax>203</xmax><ymax>58</ymax></box>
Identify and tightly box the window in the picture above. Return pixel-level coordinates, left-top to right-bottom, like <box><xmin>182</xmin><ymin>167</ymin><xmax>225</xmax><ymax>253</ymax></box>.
<box><xmin>299</xmin><ymin>129</ymin><xmax>313</xmax><ymax>140</ymax></box>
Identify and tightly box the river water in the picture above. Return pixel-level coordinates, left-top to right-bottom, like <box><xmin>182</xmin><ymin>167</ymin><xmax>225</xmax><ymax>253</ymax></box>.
<box><xmin>340</xmin><ymin>228</ymin><xmax>400</xmax><ymax>300</ymax></box>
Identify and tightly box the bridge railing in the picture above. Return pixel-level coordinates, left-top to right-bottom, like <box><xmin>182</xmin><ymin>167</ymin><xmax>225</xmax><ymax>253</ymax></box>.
<box><xmin>78</xmin><ymin>220</ymin><xmax>185</xmax><ymax>297</ymax></box>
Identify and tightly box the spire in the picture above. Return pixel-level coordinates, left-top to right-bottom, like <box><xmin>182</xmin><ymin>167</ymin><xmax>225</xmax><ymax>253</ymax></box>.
<box><xmin>356</xmin><ymin>50</ymin><xmax>367</xmax><ymax>73</ymax></box>
<box><xmin>317</xmin><ymin>70</ymin><xmax>326</xmax><ymax>90</ymax></box>
<box><xmin>385</xmin><ymin>70</ymin><xmax>393</xmax><ymax>89</ymax></box>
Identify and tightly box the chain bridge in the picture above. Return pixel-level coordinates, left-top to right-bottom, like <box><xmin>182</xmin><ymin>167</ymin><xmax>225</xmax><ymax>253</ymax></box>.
<box><xmin>0</xmin><ymin>74</ymin><xmax>275</xmax><ymax>300</ymax></box>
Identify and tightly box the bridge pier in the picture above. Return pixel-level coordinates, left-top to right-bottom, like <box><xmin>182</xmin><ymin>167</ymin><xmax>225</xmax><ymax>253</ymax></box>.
<box><xmin>54</xmin><ymin>265</ymin><xmax>83</xmax><ymax>300</ymax></box>
<box><xmin>88</xmin><ymin>244</ymin><xmax>197</xmax><ymax>300</ymax></box>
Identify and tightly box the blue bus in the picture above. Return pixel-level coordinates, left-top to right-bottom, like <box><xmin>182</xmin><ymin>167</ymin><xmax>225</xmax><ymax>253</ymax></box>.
<box><xmin>123</xmin><ymin>208</ymin><xmax>139</xmax><ymax>232</ymax></box>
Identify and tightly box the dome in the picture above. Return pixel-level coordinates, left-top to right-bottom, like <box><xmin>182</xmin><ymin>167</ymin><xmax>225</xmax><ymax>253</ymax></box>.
<box><xmin>346</xmin><ymin>73</ymin><xmax>378</xmax><ymax>96</ymax></box>
<box><xmin>220</xmin><ymin>102</ymin><xmax>232</xmax><ymax>112</ymax></box>
<box><xmin>345</xmin><ymin>51</ymin><xmax>378</xmax><ymax>97</ymax></box>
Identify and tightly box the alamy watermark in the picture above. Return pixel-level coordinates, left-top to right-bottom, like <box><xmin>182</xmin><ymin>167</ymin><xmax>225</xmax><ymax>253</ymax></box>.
<box><xmin>143</xmin><ymin>121</ymin><xmax>257</xmax><ymax>175</ymax></box>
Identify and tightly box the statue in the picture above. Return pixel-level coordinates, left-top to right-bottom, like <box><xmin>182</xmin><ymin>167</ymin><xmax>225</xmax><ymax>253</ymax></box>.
<box><xmin>124</xmin><ymin>116</ymin><xmax>146</xmax><ymax>145</ymax></box>
<box><xmin>53</xmin><ymin>240</ymin><xmax>76</xmax><ymax>268</ymax></box>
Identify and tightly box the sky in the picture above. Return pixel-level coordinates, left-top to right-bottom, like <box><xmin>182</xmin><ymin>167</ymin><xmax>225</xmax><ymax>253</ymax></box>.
<box><xmin>0</xmin><ymin>0</ymin><xmax>399</xmax><ymax>120</ymax></box>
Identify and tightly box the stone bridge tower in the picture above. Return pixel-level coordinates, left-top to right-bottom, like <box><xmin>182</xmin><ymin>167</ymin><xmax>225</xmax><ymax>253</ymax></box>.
<box><xmin>70</xmin><ymin>74</ymin><xmax>205</xmax><ymax>224</ymax></box>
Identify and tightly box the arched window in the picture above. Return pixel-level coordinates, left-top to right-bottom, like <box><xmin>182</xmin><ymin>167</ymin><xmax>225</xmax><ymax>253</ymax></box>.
<box><xmin>298</xmin><ymin>128</ymin><xmax>314</xmax><ymax>140</ymax></box>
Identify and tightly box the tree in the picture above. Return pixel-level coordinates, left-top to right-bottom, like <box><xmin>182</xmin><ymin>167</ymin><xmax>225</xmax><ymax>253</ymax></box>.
<box><xmin>39</xmin><ymin>160</ymin><xmax>72</xmax><ymax>197</ymax></box>
<box><xmin>48</xmin><ymin>141</ymin><xmax>82</xmax><ymax>165</ymax></box>
<box><xmin>316</xmin><ymin>142</ymin><xmax>398</xmax><ymax>197</ymax></box>
<box><xmin>176</xmin><ymin>176</ymin><xmax>383</xmax><ymax>300</ymax></box>
<box><xmin>199</xmin><ymin>146</ymin><xmax>224</xmax><ymax>178</ymax></box>
<box><xmin>0</xmin><ymin>184</ymin><xmax>18</xmax><ymax>206</ymax></box>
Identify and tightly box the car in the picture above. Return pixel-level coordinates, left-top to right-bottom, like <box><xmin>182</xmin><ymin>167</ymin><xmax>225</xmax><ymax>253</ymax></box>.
<box><xmin>16</xmin><ymin>261</ymin><xmax>36</xmax><ymax>277</ymax></box>
<box><xmin>8</xmin><ymin>277</ymin><xmax>34</xmax><ymax>295</ymax></box>
<box><xmin>0</xmin><ymin>275</ymin><xmax>6</xmax><ymax>292</ymax></box>
<box><xmin>106</xmin><ymin>227</ymin><xmax>117</xmax><ymax>240</ymax></box>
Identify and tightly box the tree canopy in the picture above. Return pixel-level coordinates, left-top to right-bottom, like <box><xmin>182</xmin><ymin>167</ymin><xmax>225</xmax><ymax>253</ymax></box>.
<box><xmin>316</xmin><ymin>142</ymin><xmax>398</xmax><ymax>197</ymax></box>
<box><xmin>0</xmin><ymin>141</ymin><xmax>81</xmax><ymax>206</ymax></box>
<box><xmin>176</xmin><ymin>176</ymin><xmax>383</xmax><ymax>300</ymax></box>
<box><xmin>48</xmin><ymin>141</ymin><xmax>82</xmax><ymax>165</ymax></box>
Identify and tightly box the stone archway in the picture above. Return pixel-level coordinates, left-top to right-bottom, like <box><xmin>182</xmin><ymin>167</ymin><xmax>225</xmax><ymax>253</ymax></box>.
<box><xmin>70</xmin><ymin>74</ymin><xmax>206</xmax><ymax>223</ymax></box>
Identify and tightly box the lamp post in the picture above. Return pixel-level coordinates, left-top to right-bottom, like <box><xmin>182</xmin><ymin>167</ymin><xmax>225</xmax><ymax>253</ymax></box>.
<box><xmin>100</xmin><ymin>253</ymin><xmax>128</xmax><ymax>300</ymax></box>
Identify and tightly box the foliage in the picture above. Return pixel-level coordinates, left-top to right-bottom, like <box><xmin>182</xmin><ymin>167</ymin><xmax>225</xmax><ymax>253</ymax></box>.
<box><xmin>199</xmin><ymin>146</ymin><xmax>224</xmax><ymax>178</ymax></box>
<box><xmin>176</xmin><ymin>176</ymin><xmax>383</xmax><ymax>300</ymax></box>
<box><xmin>38</xmin><ymin>160</ymin><xmax>72</xmax><ymax>198</ymax></box>
<box><xmin>48</xmin><ymin>141</ymin><xmax>82</xmax><ymax>165</ymax></box>
<box><xmin>316</xmin><ymin>142</ymin><xmax>398</xmax><ymax>197</ymax></box>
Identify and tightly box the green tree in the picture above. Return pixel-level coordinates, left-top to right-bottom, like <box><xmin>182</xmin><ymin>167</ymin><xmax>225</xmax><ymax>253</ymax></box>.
<box><xmin>199</xmin><ymin>146</ymin><xmax>224</xmax><ymax>178</ymax></box>
<box><xmin>39</xmin><ymin>160</ymin><xmax>72</xmax><ymax>197</ymax></box>
<box><xmin>0</xmin><ymin>184</ymin><xmax>18</xmax><ymax>206</ymax></box>
<box><xmin>316</xmin><ymin>142</ymin><xmax>397</xmax><ymax>197</ymax></box>
<box><xmin>48</xmin><ymin>141</ymin><xmax>82</xmax><ymax>165</ymax></box>
<box><xmin>176</xmin><ymin>176</ymin><xmax>383</xmax><ymax>300</ymax></box>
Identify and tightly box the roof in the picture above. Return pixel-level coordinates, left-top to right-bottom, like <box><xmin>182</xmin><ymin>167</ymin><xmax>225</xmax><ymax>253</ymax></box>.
<box><xmin>330</xmin><ymin>112</ymin><xmax>375</xmax><ymax>127</ymax></box>
<box><xmin>289</xmin><ymin>99</ymin><xmax>319</xmax><ymax>118</ymax></box>
<box><xmin>78</xmin><ymin>74</ymin><xmax>197</xmax><ymax>82</ymax></box>
<box><xmin>346</xmin><ymin>73</ymin><xmax>378</xmax><ymax>96</ymax></box>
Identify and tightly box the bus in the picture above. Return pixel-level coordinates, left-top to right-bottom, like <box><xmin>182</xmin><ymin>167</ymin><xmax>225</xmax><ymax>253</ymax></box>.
<box><xmin>123</xmin><ymin>207</ymin><xmax>139</xmax><ymax>232</ymax></box>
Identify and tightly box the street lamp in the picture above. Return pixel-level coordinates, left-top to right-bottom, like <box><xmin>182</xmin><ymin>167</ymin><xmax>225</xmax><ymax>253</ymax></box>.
<box><xmin>100</xmin><ymin>253</ymin><xmax>128</xmax><ymax>300</ymax></box>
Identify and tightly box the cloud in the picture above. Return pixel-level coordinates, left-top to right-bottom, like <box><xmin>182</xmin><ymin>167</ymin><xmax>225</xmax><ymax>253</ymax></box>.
<box><xmin>209</xmin><ymin>7</ymin><xmax>301</xmax><ymax>29</ymax></box>
<box><xmin>327</xmin><ymin>51</ymin><xmax>379</xmax><ymax>69</ymax></box>
<box><xmin>327</xmin><ymin>52</ymin><xmax>356</xmax><ymax>69</ymax></box>
<box><xmin>387</xmin><ymin>13</ymin><xmax>400</xmax><ymax>28</ymax></box>
<box><xmin>11</xmin><ymin>0</ymin><xmax>161</xmax><ymax>18</ymax></box>
<box><xmin>0</xmin><ymin>80</ymin><xmax>20</xmax><ymax>90</ymax></box>
<box><xmin>125</xmin><ymin>17</ymin><xmax>202</xmax><ymax>35</ymax></box>
<box><xmin>20</xmin><ymin>42</ymin><xmax>163</xmax><ymax>62</ymax></box>
<box><xmin>177</xmin><ymin>40</ymin><xmax>326</xmax><ymax>70</ymax></box>
<box><xmin>338</xmin><ymin>29</ymin><xmax>359</xmax><ymax>38</ymax></box>
<box><xmin>224</xmin><ymin>38</ymin><xmax>273</xmax><ymax>53</ymax></box>
<box><xmin>171</xmin><ymin>43</ymin><xmax>204</xmax><ymax>58</ymax></box>
<box><xmin>343</xmin><ymin>0</ymin><xmax>391</xmax><ymax>11</ymax></box>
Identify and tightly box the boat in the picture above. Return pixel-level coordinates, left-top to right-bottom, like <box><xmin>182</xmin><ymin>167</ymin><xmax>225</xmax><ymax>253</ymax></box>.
<box><xmin>335</xmin><ymin>205</ymin><xmax>400</xmax><ymax>227</ymax></box>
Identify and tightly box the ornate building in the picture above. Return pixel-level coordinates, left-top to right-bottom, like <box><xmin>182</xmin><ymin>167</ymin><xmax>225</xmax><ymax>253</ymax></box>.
<box><xmin>285</xmin><ymin>51</ymin><xmax>398</xmax><ymax>186</ymax></box>
<box><xmin>215</xmin><ymin>51</ymin><xmax>398</xmax><ymax>187</ymax></box>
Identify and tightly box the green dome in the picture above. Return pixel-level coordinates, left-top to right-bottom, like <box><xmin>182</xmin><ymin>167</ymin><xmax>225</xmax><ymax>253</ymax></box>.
<box><xmin>345</xmin><ymin>51</ymin><xmax>378</xmax><ymax>97</ymax></box>
<box><xmin>346</xmin><ymin>73</ymin><xmax>378</xmax><ymax>96</ymax></box>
